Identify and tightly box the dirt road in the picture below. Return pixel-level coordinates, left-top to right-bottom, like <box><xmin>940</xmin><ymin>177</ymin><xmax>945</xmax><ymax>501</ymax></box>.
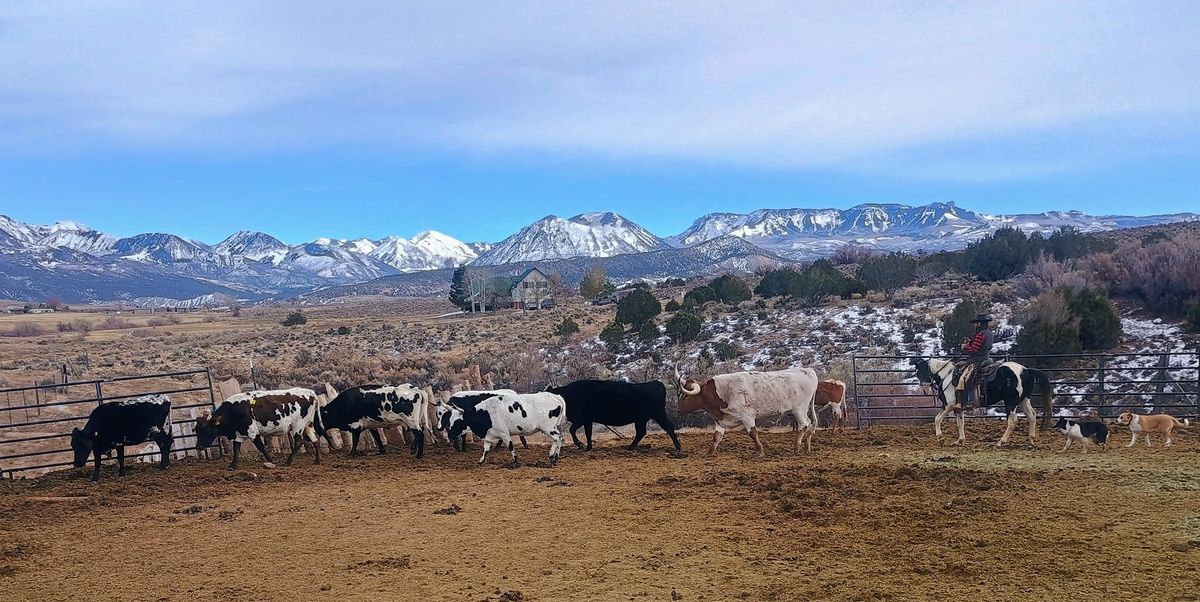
<box><xmin>1</xmin><ymin>426</ymin><xmax>1198</xmax><ymax>601</ymax></box>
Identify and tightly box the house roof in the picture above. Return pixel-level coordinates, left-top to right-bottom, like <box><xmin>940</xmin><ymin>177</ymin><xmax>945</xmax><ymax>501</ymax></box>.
<box><xmin>509</xmin><ymin>267</ymin><xmax>546</xmax><ymax>285</ymax></box>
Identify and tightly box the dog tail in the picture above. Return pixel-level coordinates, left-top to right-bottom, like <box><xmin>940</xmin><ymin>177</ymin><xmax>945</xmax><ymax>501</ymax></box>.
<box><xmin>1173</xmin><ymin>417</ymin><xmax>1192</xmax><ymax>428</ymax></box>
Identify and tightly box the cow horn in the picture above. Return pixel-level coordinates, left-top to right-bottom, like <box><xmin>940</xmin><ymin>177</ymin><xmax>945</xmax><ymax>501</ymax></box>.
<box><xmin>681</xmin><ymin>381</ymin><xmax>701</xmax><ymax>396</ymax></box>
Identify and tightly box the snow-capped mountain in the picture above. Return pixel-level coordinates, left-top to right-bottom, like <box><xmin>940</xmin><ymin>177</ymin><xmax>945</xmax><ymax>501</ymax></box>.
<box><xmin>36</xmin><ymin>221</ymin><xmax>117</xmax><ymax>255</ymax></box>
<box><xmin>214</xmin><ymin>231</ymin><xmax>290</xmax><ymax>264</ymax></box>
<box><xmin>370</xmin><ymin>230</ymin><xmax>478</xmax><ymax>272</ymax></box>
<box><xmin>671</xmin><ymin>202</ymin><xmax>1198</xmax><ymax>259</ymax></box>
<box><xmin>474</xmin><ymin>212</ymin><xmax>669</xmax><ymax>265</ymax></box>
<box><xmin>113</xmin><ymin>233</ymin><xmax>213</xmax><ymax>263</ymax></box>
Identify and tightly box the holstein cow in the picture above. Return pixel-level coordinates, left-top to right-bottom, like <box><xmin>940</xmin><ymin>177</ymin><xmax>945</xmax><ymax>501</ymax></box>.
<box><xmin>440</xmin><ymin>392</ymin><xmax>567</xmax><ymax>467</ymax></box>
<box><xmin>438</xmin><ymin>389</ymin><xmax>525</xmax><ymax>452</ymax></box>
<box><xmin>677</xmin><ymin>367</ymin><xmax>819</xmax><ymax>456</ymax></box>
<box><xmin>547</xmin><ymin>379</ymin><xmax>682</xmax><ymax>453</ymax></box>
<box><xmin>318</xmin><ymin>384</ymin><xmax>428</xmax><ymax>458</ymax></box>
<box><xmin>71</xmin><ymin>394</ymin><xmax>174</xmax><ymax>482</ymax></box>
<box><xmin>195</xmin><ymin>387</ymin><xmax>322</xmax><ymax>469</ymax></box>
<box><xmin>814</xmin><ymin>379</ymin><xmax>848</xmax><ymax>431</ymax></box>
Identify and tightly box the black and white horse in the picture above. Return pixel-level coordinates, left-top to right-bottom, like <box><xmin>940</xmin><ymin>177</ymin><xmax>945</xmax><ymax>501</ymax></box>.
<box><xmin>911</xmin><ymin>358</ymin><xmax>1054</xmax><ymax>446</ymax></box>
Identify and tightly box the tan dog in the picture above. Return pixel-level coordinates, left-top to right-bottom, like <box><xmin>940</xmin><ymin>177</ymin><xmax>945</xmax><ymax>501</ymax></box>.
<box><xmin>1116</xmin><ymin>412</ymin><xmax>1191</xmax><ymax>447</ymax></box>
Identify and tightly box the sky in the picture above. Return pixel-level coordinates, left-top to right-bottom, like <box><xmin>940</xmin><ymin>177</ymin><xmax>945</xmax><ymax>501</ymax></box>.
<box><xmin>0</xmin><ymin>1</ymin><xmax>1197</xmax><ymax>245</ymax></box>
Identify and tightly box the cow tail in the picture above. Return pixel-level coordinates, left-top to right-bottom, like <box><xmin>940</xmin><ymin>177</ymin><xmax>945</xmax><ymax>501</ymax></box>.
<box><xmin>310</xmin><ymin>395</ymin><xmax>325</xmax><ymax>442</ymax></box>
<box><xmin>1029</xmin><ymin>368</ymin><xmax>1053</xmax><ymax>430</ymax></box>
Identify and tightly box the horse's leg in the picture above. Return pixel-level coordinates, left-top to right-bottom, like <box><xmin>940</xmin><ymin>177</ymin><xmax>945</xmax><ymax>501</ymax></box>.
<box><xmin>933</xmin><ymin>404</ymin><xmax>948</xmax><ymax>442</ymax></box>
<box><xmin>1022</xmin><ymin>399</ymin><xmax>1038</xmax><ymax>445</ymax></box>
<box><xmin>997</xmin><ymin>405</ymin><xmax>1019</xmax><ymax>447</ymax></box>
<box><xmin>956</xmin><ymin>409</ymin><xmax>966</xmax><ymax>445</ymax></box>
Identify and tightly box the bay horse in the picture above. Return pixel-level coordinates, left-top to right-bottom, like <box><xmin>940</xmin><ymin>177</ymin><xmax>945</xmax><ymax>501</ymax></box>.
<box><xmin>911</xmin><ymin>358</ymin><xmax>1054</xmax><ymax>446</ymax></box>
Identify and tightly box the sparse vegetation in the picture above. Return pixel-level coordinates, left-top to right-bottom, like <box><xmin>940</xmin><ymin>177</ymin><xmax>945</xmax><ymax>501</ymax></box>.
<box><xmin>553</xmin><ymin>317</ymin><xmax>580</xmax><ymax>338</ymax></box>
<box><xmin>665</xmin><ymin>311</ymin><xmax>702</xmax><ymax>343</ymax></box>
<box><xmin>709</xmin><ymin>274</ymin><xmax>751</xmax><ymax>305</ymax></box>
<box><xmin>1015</xmin><ymin>292</ymin><xmax>1082</xmax><ymax>356</ymax></box>
<box><xmin>580</xmin><ymin>266</ymin><xmax>614</xmax><ymax>301</ymax></box>
<box><xmin>615</xmin><ymin>289</ymin><xmax>661</xmax><ymax>326</ymax></box>
<box><xmin>1061</xmin><ymin>287</ymin><xmax>1122</xmax><ymax>350</ymax></box>
<box><xmin>682</xmin><ymin>285</ymin><xmax>717</xmax><ymax>308</ymax></box>
<box><xmin>282</xmin><ymin>311</ymin><xmax>308</xmax><ymax>327</ymax></box>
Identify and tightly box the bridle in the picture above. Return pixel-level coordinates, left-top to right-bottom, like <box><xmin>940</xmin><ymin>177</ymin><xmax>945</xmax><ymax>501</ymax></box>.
<box><xmin>918</xmin><ymin>360</ymin><xmax>955</xmax><ymax>407</ymax></box>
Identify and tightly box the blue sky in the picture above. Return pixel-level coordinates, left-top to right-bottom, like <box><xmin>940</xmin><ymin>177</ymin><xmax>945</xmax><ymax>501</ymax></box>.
<box><xmin>1</xmin><ymin>1</ymin><xmax>1197</xmax><ymax>245</ymax></box>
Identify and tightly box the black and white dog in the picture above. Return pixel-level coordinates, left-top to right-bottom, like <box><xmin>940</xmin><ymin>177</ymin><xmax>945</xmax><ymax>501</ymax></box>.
<box><xmin>1053</xmin><ymin>417</ymin><xmax>1108</xmax><ymax>453</ymax></box>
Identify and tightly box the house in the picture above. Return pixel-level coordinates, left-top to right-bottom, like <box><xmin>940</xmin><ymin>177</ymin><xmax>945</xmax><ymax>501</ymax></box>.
<box><xmin>27</xmin><ymin>308</ymin><xmax>55</xmax><ymax>314</ymax></box>
<box><xmin>507</xmin><ymin>268</ymin><xmax>554</xmax><ymax>310</ymax></box>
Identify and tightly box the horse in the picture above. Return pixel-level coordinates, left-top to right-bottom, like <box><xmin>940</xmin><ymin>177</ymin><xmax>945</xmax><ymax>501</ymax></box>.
<box><xmin>911</xmin><ymin>357</ymin><xmax>1054</xmax><ymax>446</ymax></box>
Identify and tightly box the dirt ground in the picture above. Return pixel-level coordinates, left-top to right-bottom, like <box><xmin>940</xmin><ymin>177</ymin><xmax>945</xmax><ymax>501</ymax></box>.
<box><xmin>1</xmin><ymin>425</ymin><xmax>1198</xmax><ymax>602</ymax></box>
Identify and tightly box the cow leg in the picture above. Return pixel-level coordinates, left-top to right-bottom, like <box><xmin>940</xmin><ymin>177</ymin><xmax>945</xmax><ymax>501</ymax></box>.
<box><xmin>548</xmin><ymin>428</ymin><xmax>563</xmax><ymax>466</ymax></box>
<box><xmin>116</xmin><ymin>445</ymin><xmax>127</xmax><ymax>477</ymax></box>
<box><xmin>457</xmin><ymin>435</ymin><xmax>467</xmax><ymax>452</ymax></box>
<box><xmin>90</xmin><ymin>448</ymin><xmax>103</xmax><ymax>482</ymax></box>
<box><xmin>748</xmin><ymin>427</ymin><xmax>766</xmax><ymax>457</ymax></box>
<box><xmin>997</xmin><ymin>407</ymin><xmax>1019</xmax><ymax>447</ymax></box>
<box><xmin>584</xmin><ymin>422</ymin><xmax>594</xmax><ymax>451</ymax></box>
<box><xmin>156</xmin><ymin>432</ymin><xmax>173</xmax><ymax>469</ymax></box>
<box><xmin>570</xmin><ymin>423</ymin><xmax>585</xmax><ymax>449</ymax></box>
<box><xmin>479</xmin><ymin>438</ymin><xmax>494</xmax><ymax>464</ymax></box>
<box><xmin>653</xmin><ymin>414</ymin><xmax>682</xmax><ymax>453</ymax></box>
<box><xmin>349</xmin><ymin>429</ymin><xmax>364</xmax><ymax>456</ymax></box>
<box><xmin>251</xmin><ymin>436</ymin><xmax>275</xmax><ymax>464</ymax></box>
<box><xmin>709</xmin><ymin>425</ymin><xmax>726</xmax><ymax>455</ymax></box>
<box><xmin>229</xmin><ymin>440</ymin><xmax>241</xmax><ymax>470</ymax></box>
<box><xmin>1022</xmin><ymin>399</ymin><xmax>1038</xmax><ymax>445</ymax></box>
<box><xmin>284</xmin><ymin>433</ymin><xmax>303</xmax><ymax>465</ymax></box>
<box><xmin>519</xmin><ymin>435</ymin><xmax>530</xmax><ymax>450</ymax></box>
<box><xmin>412</xmin><ymin>430</ymin><xmax>425</xmax><ymax>459</ymax></box>
<box><xmin>628</xmin><ymin>421</ymin><xmax>648</xmax><ymax>449</ymax></box>
<box><xmin>370</xmin><ymin>429</ymin><xmax>387</xmax><ymax>455</ymax></box>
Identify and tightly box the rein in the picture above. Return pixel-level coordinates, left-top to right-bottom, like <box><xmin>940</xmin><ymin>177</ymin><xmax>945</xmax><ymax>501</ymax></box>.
<box><xmin>924</xmin><ymin>361</ymin><xmax>956</xmax><ymax>408</ymax></box>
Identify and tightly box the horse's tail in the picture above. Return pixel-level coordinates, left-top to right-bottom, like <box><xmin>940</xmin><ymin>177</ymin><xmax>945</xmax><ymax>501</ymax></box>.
<box><xmin>1026</xmin><ymin>368</ymin><xmax>1054</xmax><ymax>430</ymax></box>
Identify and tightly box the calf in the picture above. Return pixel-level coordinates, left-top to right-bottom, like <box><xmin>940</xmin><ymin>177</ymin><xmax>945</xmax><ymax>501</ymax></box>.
<box><xmin>438</xmin><ymin>389</ymin><xmax>526</xmax><ymax>451</ymax></box>
<box><xmin>442</xmin><ymin>392</ymin><xmax>567</xmax><ymax>467</ymax></box>
<box><xmin>195</xmin><ymin>387</ymin><xmax>322</xmax><ymax>469</ymax></box>
<box><xmin>548</xmin><ymin>379</ymin><xmax>681</xmax><ymax>453</ymax></box>
<box><xmin>71</xmin><ymin>394</ymin><xmax>174</xmax><ymax>482</ymax></box>
<box><xmin>814</xmin><ymin>379</ymin><xmax>847</xmax><ymax>431</ymax></box>
<box><xmin>678</xmin><ymin>367</ymin><xmax>819</xmax><ymax>456</ymax></box>
<box><xmin>319</xmin><ymin>384</ymin><xmax>428</xmax><ymax>458</ymax></box>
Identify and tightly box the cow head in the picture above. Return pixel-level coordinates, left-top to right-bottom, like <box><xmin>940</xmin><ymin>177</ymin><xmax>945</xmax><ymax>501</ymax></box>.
<box><xmin>676</xmin><ymin>378</ymin><xmax>706</xmax><ymax>414</ymax></box>
<box><xmin>193</xmin><ymin>414</ymin><xmax>221</xmax><ymax>448</ymax></box>
<box><xmin>442</xmin><ymin>406</ymin><xmax>468</xmax><ymax>442</ymax></box>
<box><xmin>70</xmin><ymin>428</ymin><xmax>95</xmax><ymax>468</ymax></box>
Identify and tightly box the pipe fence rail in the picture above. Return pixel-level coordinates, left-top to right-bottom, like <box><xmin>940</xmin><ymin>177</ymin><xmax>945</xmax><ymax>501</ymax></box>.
<box><xmin>851</xmin><ymin>351</ymin><xmax>1199</xmax><ymax>427</ymax></box>
<box><xmin>0</xmin><ymin>368</ymin><xmax>218</xmax><ymax>478</ymax></box>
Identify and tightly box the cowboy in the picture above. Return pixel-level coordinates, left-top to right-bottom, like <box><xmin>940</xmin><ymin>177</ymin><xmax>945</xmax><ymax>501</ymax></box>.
<box><xmin>955</xmin><ymin>314</ymin><xmax>993</xmax><ymax>407</ymax></box>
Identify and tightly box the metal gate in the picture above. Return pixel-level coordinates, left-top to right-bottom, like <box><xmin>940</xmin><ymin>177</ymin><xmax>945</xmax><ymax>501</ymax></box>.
<box><xmin>0</xmin><ymin>369</ymin><xmax>218</xmax><ymax>478</ymax></box>
<box><xmin>852</xmin><ymin>352</ymin><xmax>1200</xmax><ymax>427</ymax></box>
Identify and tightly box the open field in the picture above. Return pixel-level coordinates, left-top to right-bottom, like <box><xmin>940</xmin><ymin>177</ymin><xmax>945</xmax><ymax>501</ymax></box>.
<box><xmin>1</xmin><ymin>425</ymin><xmax>1197</xmax><ymax>601</ymax></box>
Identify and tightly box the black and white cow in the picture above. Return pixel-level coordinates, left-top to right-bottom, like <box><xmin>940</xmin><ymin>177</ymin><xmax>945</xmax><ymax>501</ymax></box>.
<box><xmin>547</xmin><ymin>379</ymin><xmax>681</xmax><ymax>453</ymax></box>
<box><xmin>318</xmin><ymin>384</ymin><xmax>428</xmax><ymax>458</ymax></box>
<box><xmin>194</xmin><ymin>387</ymin><xmax>322</xmax><ymax>469</ymax></box>
<box><xmin>438</xmin><ymin>389</ymin><xmax>529</xmax><ymax>451</ymax></box>
<box><xmin>71</xmin><ymin>394</ymin><xmax>174</xmax><ymax>482</ymax></box>
<box><xmin>441</xmin><ymin>392</ymin><xmax>567</xmax><ymax>467</ymax></box>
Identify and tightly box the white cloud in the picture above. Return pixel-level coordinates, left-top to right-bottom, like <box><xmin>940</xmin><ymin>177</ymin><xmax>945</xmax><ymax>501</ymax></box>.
<box><xmin>0</xmin><ymin>1</ymin><xmax>1197</xmax><ymax>178</ymax></box>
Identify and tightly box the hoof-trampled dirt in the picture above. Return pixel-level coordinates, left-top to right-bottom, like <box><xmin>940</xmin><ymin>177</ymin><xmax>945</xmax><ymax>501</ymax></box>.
<box><xmin>1</xmin><ymin>426</ymin><xmax>1197</xmax><ymax>601</ymax></box>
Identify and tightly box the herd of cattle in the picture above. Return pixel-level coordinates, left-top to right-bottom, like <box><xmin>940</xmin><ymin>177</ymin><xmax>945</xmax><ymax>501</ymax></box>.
<box><xmin>69</xmin><ymin>367</ymin><xmax>848</xmax><ymax>481</ymax></box>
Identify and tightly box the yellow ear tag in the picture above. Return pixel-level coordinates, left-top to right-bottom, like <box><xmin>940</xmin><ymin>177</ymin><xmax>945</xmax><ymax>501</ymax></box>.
<box><xmin>249</xmin><ymin>398</ymin><xmax>256</xmax><ymax>405</ymax></box>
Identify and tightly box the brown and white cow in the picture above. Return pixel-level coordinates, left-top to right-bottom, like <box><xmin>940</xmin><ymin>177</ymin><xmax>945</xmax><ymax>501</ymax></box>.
<box><xmin>677</xmin><ymin>367</ymin><xmax>819</xmax><ymax>456</ymax></box>
<box><xmin>195</xmin><ymin>387</ymin><xmax>322</xmax><ymax>469</ymax></box>
<box><xmin>814</xmin><ymin>379</ymin><xmax>848</xmax><ymax>431</ymax></box>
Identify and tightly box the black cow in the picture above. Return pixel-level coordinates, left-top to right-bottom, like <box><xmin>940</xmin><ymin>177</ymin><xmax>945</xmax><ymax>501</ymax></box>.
<box><xmin>318</xmin><ymin>385</ymin><xmax>427</xmax><ymax>458</ymax></box>
<box><xmin>71</xmin><ymin>394</ymin><xmax>174</xmax><ymax>482</ymax></box>
<box><xmin>547</xmin><ymin>380</ymin><xmax>681</xmax><ymax>452</ymax></box>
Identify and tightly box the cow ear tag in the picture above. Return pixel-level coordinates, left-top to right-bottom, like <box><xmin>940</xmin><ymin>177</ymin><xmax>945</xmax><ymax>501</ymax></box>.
<box><xmin>249</xmin><ymin>398</ymin><xmax>256</xmax><ymax>405</ymax></box>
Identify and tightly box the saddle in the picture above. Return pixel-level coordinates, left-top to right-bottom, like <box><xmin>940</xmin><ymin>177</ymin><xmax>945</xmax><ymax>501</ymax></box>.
<box><xmin>953</xmin><ymin>360</ymin><xmax>1002</xmax><ymax>408</ymax></box>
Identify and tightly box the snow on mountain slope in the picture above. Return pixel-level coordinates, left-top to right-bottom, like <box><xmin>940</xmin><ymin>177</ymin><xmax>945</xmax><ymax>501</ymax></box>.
<box><xmin>113</xmin><ymin>233</ymin><xmax>213</xmax><ymax>263</ymax></box>
<box><xmin>473</xmin><ymin>212</ymin><xmax>669</xmax><ymax>265</ymax></box>
<box><xmin>370</xmin><ymin>230</ymin><xmax>478</xmax><ymax>271</ymax></box>
<box><xmin>672</xmin><ymin>202</ymin><xmax>1197</xmax><ymax>259</ymax></box>
<box><xmin>36</xmin><ymin>221</ymin><xmax>117</xmax><ymax>255</ymax></box>
<box><xmin>214</xmin><ymin>231</ymin><xmax>290</xmax><ymax>264</ymax></box>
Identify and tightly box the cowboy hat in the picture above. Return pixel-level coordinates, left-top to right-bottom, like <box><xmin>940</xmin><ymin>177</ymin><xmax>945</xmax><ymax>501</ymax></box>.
<box><xmin>969</xmin><ymin>314</ymin><xmax>992</xmax><ymax>324</ymax></box>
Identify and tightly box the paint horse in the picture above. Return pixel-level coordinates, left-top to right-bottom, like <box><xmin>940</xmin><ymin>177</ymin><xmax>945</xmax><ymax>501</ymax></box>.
<box><xmin>911</xmin><ymin>358</ymin><xmax>1054</xmax><ymax>446</ymax></box>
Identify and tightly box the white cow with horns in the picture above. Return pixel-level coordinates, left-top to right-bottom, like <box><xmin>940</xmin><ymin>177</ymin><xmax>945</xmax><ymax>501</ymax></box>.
<box><xmin>676</xmin><ymin>367</ymin><xmax>820</xmax><ymax>456</ymax></box>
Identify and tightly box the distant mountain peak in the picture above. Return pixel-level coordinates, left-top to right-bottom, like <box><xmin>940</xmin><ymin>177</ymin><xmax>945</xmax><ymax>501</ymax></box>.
<box><xmin>473</xmin><ymin>212</ymin><xmax>669</xmax><ymax>265</ymax></box>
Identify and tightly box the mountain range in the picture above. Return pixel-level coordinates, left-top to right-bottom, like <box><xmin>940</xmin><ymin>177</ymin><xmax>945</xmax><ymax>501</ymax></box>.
<box><xmin>0</xmin><ymin>203</ymin><xmax>1195</xmax><ymax>304</ymax></box>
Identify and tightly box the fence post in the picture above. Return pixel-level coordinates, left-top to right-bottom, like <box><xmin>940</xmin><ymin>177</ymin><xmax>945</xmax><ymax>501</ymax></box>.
<box><xmin>1097</xmin><ymin>355</ymin><xmax>1107</xmax><ymax>419</ymax></box>
<box><xmin>851</xmin><ymin>354</ymin><xmax>864</xmax><ymax>429</ymax></box>
<box><xmin>1153</xmin><ymin>354</ymin><xmax>1169</xmax><ymax>412</ymax></box>
<box><xmin>94</xmin><ymin>381</ymin><xmax>104</xmax><ymax>407</ymax></box>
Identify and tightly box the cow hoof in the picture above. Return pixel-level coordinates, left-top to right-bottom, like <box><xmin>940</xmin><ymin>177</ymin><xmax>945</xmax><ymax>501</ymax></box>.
<box><xmin>669</xmin><ymin>450</ymin><xmax>688</xmax><ymax>459</ymax></box>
